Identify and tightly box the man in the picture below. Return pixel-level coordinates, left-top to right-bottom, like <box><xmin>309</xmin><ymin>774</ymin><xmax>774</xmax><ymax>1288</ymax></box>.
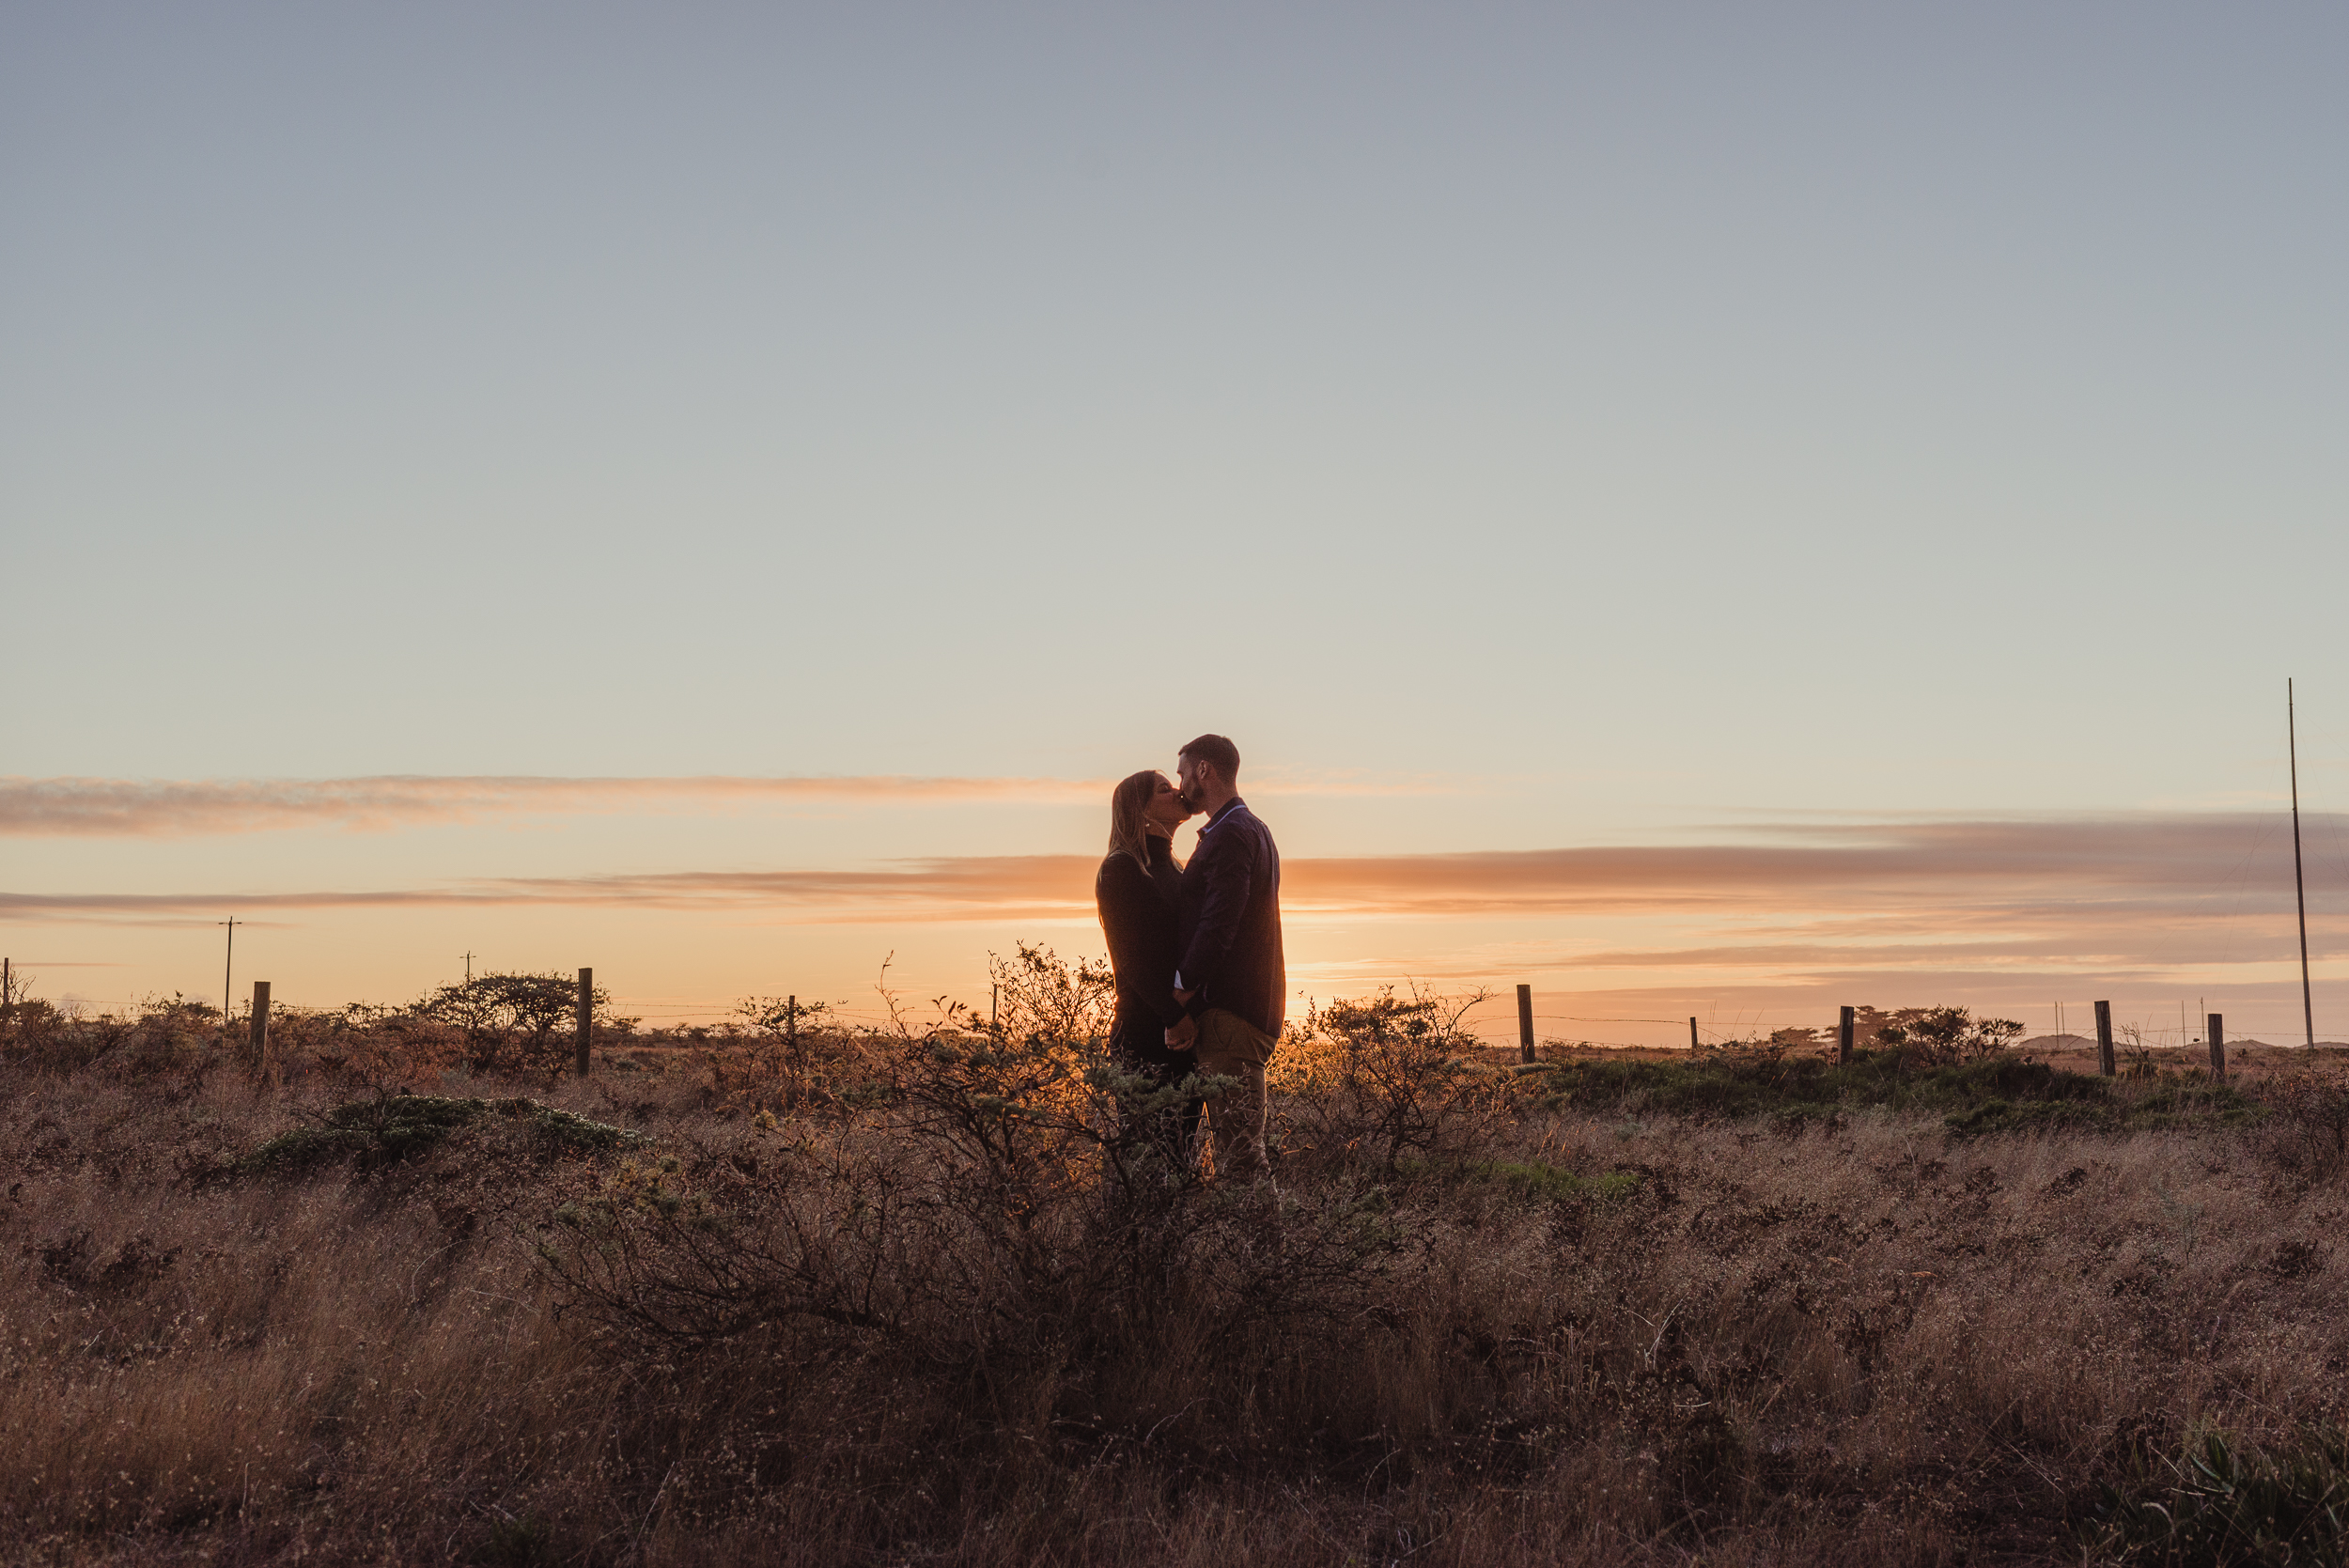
<box><xmin>1166</xmin><ymin>733</ymin><xmax>1283</xmax><ymax>1185</ymax></box>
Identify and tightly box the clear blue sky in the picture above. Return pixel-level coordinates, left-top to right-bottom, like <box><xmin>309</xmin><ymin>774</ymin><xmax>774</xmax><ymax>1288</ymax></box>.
<box><xmin>6</xmin><ymin>4</ymin><xmax>2345</xmax><ymax>1038</ymax></box>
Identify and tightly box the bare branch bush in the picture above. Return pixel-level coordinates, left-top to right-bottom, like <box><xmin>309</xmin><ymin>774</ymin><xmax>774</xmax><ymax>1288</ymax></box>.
<box><xmin>708</xmin><ymin>995</ymin><xmax>844</xmax><ymax>1112</ymax></box>
<box><xmin>2253</xmin><ymin>1063</ymin><xmax>2349</xmax><ymax>1185</ymax></box>
<box><xmin>1273</xmin><ymin>984</ymin><xmax>1506</xmax><ymax>1172</ymax></box>
<box><xmin>537</xmin><ymin>946</ymin><xmax>1422</xmax><ymax>1505</ymax></box>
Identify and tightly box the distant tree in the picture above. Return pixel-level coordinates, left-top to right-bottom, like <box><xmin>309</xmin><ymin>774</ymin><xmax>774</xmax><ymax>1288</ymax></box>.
<box><xmin>412</xmin><ymin>971</ymin><xmax>609</xmax><ymax>1078</ymax></box>
<box><xmin>1875</xmin><ymin>1006</ymin><xmax>2024</xmax><ymax>1067</ymax></box>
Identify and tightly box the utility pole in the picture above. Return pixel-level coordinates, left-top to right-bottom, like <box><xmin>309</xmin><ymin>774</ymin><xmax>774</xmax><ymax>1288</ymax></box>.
<box><xmin>463</xmin><ymin>951</ymin><xmax>475</xmax><ymax>984</ymax></box>
<box><xmin>2291</xmin><ymin>679</ymin><xmax>2315</xmax><ymax>1048</ymax></box>
<box><xmin>218</xmin><ymin>918</ymin><xmax>241</xmax><ymax>1025</ymax></box>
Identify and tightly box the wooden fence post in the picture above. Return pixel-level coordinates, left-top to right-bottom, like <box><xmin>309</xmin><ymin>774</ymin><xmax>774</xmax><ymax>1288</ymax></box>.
<box><xmin>575</xmin><ymin>968</ymin><xmax>593</xmax><ymax>1077</ymax></box>
<box><xmin>1688</xmin><ymin>1017</ymin><xmax>1700</xmax><ymax>1055</ymax></box>
<box><xmin>2094</xmin><ymin>1000</ymin><xmax>2115</xmax><ymax>1077</ymax></box>
<box><xmin>1516</xmin><ymin>985</ymin><xmax>1535</xmax><ymax>1063</ymax></box>
<box><xmin>2208</xmin><ymin>1013</ymin><xmax>2225</xmax><ymax>1082</ymax></box>
<box><xmin>1838</xmin><ymin>1005</ymin><xmax>1856</xmax><ymax>1065</ymax></box>
<box><xmin>250</xmin><ymin>981</ymin><xmax>272</xmax><ymax>1083</ymax></box>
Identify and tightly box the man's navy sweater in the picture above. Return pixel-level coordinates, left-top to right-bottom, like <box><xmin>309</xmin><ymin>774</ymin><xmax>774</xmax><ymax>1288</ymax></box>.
<box><xmin>1174</xmin><ymin>797</ymin><xmax>1285</xmax><ymax>1039</ymax></box>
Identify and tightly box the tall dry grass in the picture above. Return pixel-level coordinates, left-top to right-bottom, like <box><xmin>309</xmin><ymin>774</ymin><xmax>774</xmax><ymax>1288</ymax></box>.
<box><xmin>6</xmin><ymin>973</ymin><xmax>2349</xmax><ymax>1565</ymax></box>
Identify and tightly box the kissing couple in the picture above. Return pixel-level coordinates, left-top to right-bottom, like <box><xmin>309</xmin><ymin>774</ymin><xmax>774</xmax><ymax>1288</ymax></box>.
<box><xmin>1093</xmin><ymin>734</ymin><xmax>1283</xmax><ymax>1184</ymax></box>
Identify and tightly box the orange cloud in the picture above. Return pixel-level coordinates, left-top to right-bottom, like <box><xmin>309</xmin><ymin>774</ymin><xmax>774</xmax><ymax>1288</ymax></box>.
<box><xmin>8</xmin><ymin>812</ymin><xmax>2340</xmax><ymax>936</ymax></box>
<box><xmin>12</xmin><ymin>812</ymin><xmax>2344</xmax><ymax>1038</ymax></box>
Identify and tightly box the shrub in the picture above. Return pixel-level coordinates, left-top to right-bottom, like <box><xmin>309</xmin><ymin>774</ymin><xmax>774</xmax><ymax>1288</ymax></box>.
<box><xmin>2254</xmin><ymin>1067</ymin><xmax>2349</xmax><ymax>1184</ymax></box>
<box><xmin>720</xmin><ymin>995</ymin><xmax>843</xmax><ymax>1110</ymax></box>
<box><xmin>293</xmin><ymin>1002</ymin><xmax>469</xmax><ymax>1091</ymax></box>
<box><xmin>979</xmin><ymin>940</ymin><xmax>1119</xmax><ymax>1046</ymax></box>
<box><xmin>1526</xmin><ymin>1048</ymin><xmax>2248</xmax><ymax>1136</ymax></box>
<box><xmin>533</xmin><ymin>967</ymin><xmax>1422</xmax><ymax>1486</ymax></box>
<box><xmin>241</xmin><ymin>1094</ymin><xmax>646</xmax><ymax>1174</ymax></box>
<box><xmin>0</xmin><ymin>992</ymin><xmax>232</xmax><ymax>1079</ymax></box>
<box><xmin>1459</xmin><ymin>1159</ymin><xmax>1643</xmax><ymax>1204</ymax></box>
<box><xmin>1274</xmin><ymin>986</ymin><xmax>1503</xmax><ymax>1172</ymax></box>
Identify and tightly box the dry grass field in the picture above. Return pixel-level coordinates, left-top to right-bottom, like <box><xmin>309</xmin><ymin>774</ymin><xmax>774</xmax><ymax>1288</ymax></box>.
<box><xmin>8</xmin><ymin>963</ymin><xmax>2349</xmax><ymax>1566</ymax></box>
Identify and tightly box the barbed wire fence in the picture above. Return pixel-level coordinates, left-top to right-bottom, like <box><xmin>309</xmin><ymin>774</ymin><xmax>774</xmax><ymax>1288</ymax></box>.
<box><xmin>10</xmin><ymin>981</ymin><xmax>2336</xmax><ymax>1055</ymax></box>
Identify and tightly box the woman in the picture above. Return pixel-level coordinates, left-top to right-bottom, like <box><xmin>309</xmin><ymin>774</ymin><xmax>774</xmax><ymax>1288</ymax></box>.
<box><xmin>1095</xmin><ymin>768</ymin><xmax>1201</xmax><ymax>1153</ymax></box>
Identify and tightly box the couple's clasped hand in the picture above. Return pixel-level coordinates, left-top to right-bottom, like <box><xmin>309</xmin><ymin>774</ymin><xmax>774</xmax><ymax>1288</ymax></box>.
<box><xmin>1164</xmin><ymin>993</ymin><xmax>1197</xmax><ymax>1052</ymax></box>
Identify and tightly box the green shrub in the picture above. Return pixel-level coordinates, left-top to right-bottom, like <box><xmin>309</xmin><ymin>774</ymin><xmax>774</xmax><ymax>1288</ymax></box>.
<box><xmin>1467</xmin><ymin>1160</ymin><xmax>1642</xmax><ymax>1204</ymax></box>
<box><xmin>240</xmin><ymin>1094</ymin><xmax>646</xmax><ymax>1174</ymax></box>
<box><xmin>1528</xmin><ymin>1048</ymin><xmax>2256</xmax><ymax>1136</ymax></box>
<box><xmin>2093</xmin><ymin>1427</ymin><xmax>2349</xmax><ymax>1566</ymax></box>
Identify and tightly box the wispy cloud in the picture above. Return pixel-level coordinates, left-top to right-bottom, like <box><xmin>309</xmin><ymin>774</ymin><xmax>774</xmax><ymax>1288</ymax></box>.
<box><xmin>0</xmin><ymin>857</ymin><xmax>1097</xmax><ymax>924</ymax></box>
<box><xmin>0</xmin><ymin>770</ymin><xmax>1471</xmax><ymax>837</ymax></box>
<box><xmin>1285</xmin><ymin>812</ymin><xmax>2349</xmax><ymax>924</ymax></box>
<box><xmin>0</xmin><ymin>775</ymin><xmax>1101</xmax><ymax>836</ymax></box>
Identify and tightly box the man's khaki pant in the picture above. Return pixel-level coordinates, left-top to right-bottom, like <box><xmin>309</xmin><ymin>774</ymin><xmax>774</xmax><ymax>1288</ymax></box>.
<box><xmin>1193</xmin><ymin>1007</ymin><xmax>1275</xmax><ymax>1185</ymax></box>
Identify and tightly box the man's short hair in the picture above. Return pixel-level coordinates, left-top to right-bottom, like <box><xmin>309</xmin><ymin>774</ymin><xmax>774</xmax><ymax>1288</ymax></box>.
<box><xmin>1179</xmin><ymin>734</ymin><xmax>1241</xmax><ymax>782</ymax></box>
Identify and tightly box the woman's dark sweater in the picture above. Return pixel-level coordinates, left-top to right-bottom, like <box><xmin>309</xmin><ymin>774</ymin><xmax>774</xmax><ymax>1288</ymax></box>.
<box><xmin>1096</xmin><ymin>836</ymin><xmax>1185</xmax><ymax>1065</ymax></box>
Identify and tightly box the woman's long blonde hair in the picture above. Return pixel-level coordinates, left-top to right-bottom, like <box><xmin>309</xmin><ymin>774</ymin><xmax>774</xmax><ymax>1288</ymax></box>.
<box><xmin>1107</xmin><ymin>769</ymin><xmax>1174</xmax><ymax>875</ymax></box>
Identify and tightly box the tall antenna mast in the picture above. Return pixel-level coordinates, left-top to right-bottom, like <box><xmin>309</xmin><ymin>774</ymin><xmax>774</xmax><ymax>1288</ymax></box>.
<box><xmin>2291</xmin><ymin>678</ymin><xmax>2315</xmax><ymax>1048</ymax></box>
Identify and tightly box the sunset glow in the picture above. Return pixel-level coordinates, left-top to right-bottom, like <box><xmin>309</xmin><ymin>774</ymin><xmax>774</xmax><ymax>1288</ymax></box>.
<box><xmin>6</xmin><ymin>5</ymin><xmax>2345</xmax><ymax>1048</ymax></box>
<box><xmin>8</xmin><ymin>777</ymin><xmax>2343</xmax><ymax>1048</ymax></box>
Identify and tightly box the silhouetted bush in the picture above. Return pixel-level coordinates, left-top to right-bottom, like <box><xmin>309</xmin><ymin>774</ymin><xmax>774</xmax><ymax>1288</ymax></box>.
<box><xmin>1274</xmin><ymin>986</ymin><xmax>1505</xmax><ymax>1172</ymax></box>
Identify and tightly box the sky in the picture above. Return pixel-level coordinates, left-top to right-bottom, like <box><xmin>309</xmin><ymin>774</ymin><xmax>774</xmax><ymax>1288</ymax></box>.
<box><xmin>4</xmin><ymin>3</ymin><xmax>2345</xmax><ymax>1046</ymax></box>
